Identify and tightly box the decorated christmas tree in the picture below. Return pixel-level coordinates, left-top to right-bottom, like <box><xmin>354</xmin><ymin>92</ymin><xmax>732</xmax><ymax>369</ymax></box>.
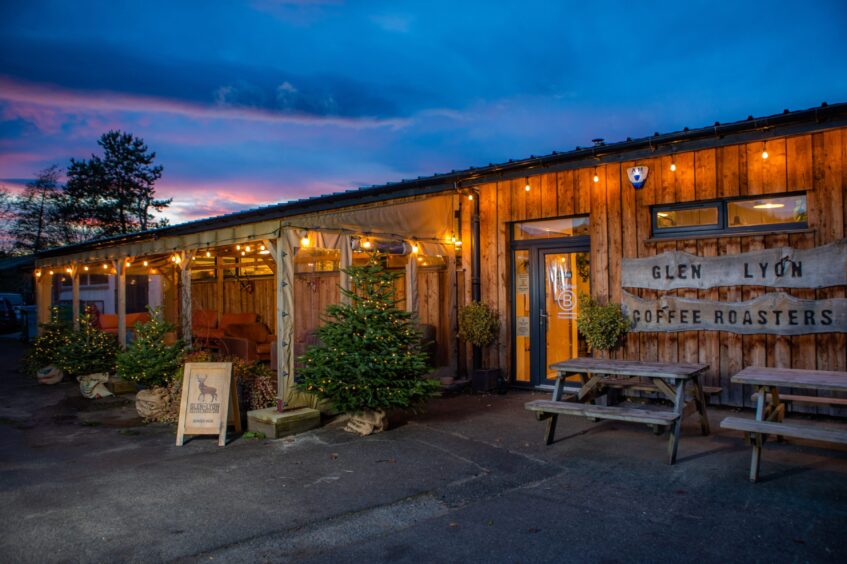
<box><xmin>22</xmin><ymin>306</ymin><xmax>71</xmax><ymax>375</ymax></box>
<box><xmin>57</xmin><ymin>312</ymin><xmax>120</xmax><ymax>376</ymax></box>
<box><xmin>117</xmin><ymin>308</ymin><xmax>184</xmax><ymax>387</ymax></box>
<box><xmin>296</xmin><ymin>252</ymin><xmax>438</xmax><ymax>415</ymax></box>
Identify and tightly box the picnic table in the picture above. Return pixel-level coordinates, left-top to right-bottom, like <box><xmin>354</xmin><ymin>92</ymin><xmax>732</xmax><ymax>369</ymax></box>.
<box><xmin>720</xmin><ymin>366</ymin><xmax>847</xmax><ymax>482</ymax></box>
<box><xmin>525</xmin><ymin>358</ymin><xmax>711</xmax><ymax>464</ymax></box>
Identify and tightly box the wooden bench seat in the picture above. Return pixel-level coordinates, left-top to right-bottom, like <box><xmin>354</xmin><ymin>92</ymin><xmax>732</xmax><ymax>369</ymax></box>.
<box><xmin>721</xmin><ymin>416</ymin><xmax>847</xmax><ymax>482</ymax></box>
<box><xmin>720</xmin><ymin>417</ymin><xmax>847</xmax><ymax>444</ymax></box>
<box><xmin>526</xmin><ymin>400</ymin><xmax>679</xmax><ymax>426</ymax></box>
<box><xmin>750</xmin><ymin>393</ymin><xmax>847</xmax><ymax>407</ymax></box>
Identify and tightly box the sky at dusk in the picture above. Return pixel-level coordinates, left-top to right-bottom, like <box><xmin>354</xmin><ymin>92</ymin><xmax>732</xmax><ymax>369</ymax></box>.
<box><xmin>1</xmin><ymin>0</ymin><xmax>846</xmax><ymax>224</ymax></box>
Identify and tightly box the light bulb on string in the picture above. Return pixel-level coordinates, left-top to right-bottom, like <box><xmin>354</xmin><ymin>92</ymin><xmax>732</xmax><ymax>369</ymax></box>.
<box><xmin>593</xmin><ymin>168</ymin><xmax>600</xmax><ymax>183</ymax></box>
<box><xmin>761</xmin><ymin>141</ymin><xmax>769</xmax><ymax>159</ymax></box>
<box><xmin>670</xmin><ymin>161</ymin><xmax>677</xmax><ymax>172</ymax></box>
<box><xmin>467</xmin><ymin>193</ymin><xmax>474</xmax><ymax>201</ymax></box>
<box><xmin>300</xmin><ymin>235</ymin><xmax>310</xmax><ymax>247</ymax></box>
<box><xmin>524</xmin><ymin>178</ymin><xmax>531</xmax><ymax>192</ymax></box>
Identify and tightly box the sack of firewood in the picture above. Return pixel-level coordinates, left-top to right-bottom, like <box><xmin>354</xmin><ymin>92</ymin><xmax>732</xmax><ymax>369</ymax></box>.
<box><xmin>345</xmin><ymin>409</ymin><xmax>387</xmax><ymax>436</ymax></box>
<box><xmin>36</xmin><ymin>365</ymin><xmax>63</xmax><ymax>385</ymax></box>
<box><xmin>136</xmin><ymin>387</ymin><xmax>169</xmax><ymax>420</ymax></box>
<box><xmin>78</xmin><ymin>373</ymin><xmax>113</xmax><ymax>399</ymax></box>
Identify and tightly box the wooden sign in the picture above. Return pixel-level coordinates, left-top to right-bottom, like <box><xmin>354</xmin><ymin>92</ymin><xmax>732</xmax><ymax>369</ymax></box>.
<box><xmin>621</xmin><ymin>239</ymin><xmax>847</xmax><ymax>290</ymax></box>
<box><xmin>622</xmin><ymin>290</ymin><xmax>847</xmax><ymax>335</ymax></box>
<box><xmin>176</xmin><ymin>362</ymin><xmax>241</xmax><ymax>446</ymax></box>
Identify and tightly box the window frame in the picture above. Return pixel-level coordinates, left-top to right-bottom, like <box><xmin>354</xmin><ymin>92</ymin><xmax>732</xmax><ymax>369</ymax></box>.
<box><xmin>651</xmin><ymin>191</ymin><xmax>808</xmax><ymax>238</ymax></box>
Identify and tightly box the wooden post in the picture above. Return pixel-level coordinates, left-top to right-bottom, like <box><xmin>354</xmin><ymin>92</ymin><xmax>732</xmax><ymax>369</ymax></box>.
<box><xmin>447</xmin><ymin>250</ymin><xmax>458</xmax><ymax>375</ymax></box>
<box><xmin>114</xmin><ymin>259</ymin><xmax>127</xmax><ymax>348</ymax></box>
<box><xmin>270</xmin><ymin>232</ymin><xmax>294</xmax><ymax>412</ymax></box>
<box><xmin>339</xmin><ymin>234</ymin><xmax>352</xmax><ymax>304</ymax></box>
<box><xmin>71</xmin><ymin>263</ymin><xmax>80</xmax><ymax>330</ymax></box>
<box><xmin>35</xmin><ymin>270</ymin><xmax>52</xmax><ymax>334</ymax></box>
<box><xmin>215</xmin><ymin>255</ymin><xmax>224</xmax><ymax>325</ymax></box>
<box><xmin>179</xmin><ymin>251</ymin><xmax>194</xmax><ymax>348</ymax></box>
<box><xmin>405</xmin><ymin>252</ymin><xmax>418</xmax><ymax>314</ymax></box>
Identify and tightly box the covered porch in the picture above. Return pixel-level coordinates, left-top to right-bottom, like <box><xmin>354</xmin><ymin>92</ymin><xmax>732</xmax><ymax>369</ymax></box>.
<box><xmin>33</xmin><ymin>193</ymin><xmax>465</xmax><ymax>408</ymax></box>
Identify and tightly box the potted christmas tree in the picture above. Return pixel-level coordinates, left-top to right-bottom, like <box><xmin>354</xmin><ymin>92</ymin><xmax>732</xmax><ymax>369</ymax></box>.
<box><xmin>458</xmin><ymin>301</ymin><xmax>502</xmax><ymax>392</ymax></box>
<box><xmin>296</xmin><ymin>253</ymin><xmax>440</xmax><ymax>435</ymax></box>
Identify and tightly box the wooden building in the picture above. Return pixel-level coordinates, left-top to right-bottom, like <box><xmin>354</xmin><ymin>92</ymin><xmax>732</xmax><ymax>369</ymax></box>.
<box><xmin>34</xmin><ymin>103</ymin><xmax>847</xmax><ymax>412</ymax></box>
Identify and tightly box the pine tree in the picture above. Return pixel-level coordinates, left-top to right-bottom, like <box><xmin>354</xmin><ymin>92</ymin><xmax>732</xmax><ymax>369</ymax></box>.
<box><xmin>63</xmin><ymin>130</ymin><xmax>171</xmax><ymax>236</ymax></box>
<box><xmin>296</xmin><ymin>253</ymin><xmax>439</xmax><ymax>413</ymax></box>
<box><xmin>116</xmin><ymin>309</ymin><xmax>184</xmax><ymax>387</ymax></box>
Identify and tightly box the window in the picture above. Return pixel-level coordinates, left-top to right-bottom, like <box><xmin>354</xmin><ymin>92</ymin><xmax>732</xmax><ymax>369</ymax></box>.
<box><xmin>652</xmin><ymin>193</ymin><xmax>807</xmax><ymax>238</ymax></box>
<box><xmin>513</xmin><ymin>216</ymin><xmax>590</xmax><ymax>240</ymax></box>
<box><xmin>60</xmin><ymin>273</ymin><xmax>110</xmax><ymax>287</ymax></box>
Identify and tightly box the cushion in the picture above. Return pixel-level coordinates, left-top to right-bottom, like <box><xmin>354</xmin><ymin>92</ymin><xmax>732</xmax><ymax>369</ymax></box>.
<box><xmin>192</xmin><ymin>309</ymin><xmax>218</xmax><ymax>330</ymax></box>
<box><xmin>99</xmin><ymin>314</ymin><xmax>118</xmax><ymax>330</ymax></box>
<box><xmin>224</xmin><ymin>322</ymin><xmax>271</xmax><ymax>343</ymax></box>
<box><xmin>221</xmin><ymin>312</ymin><xmax>257</xmax><ymax>331</ymax></box>
<box><xmin>126</xmin><ymin>313</ymin><xmax>151</xmax><ymax>327</ymax></box>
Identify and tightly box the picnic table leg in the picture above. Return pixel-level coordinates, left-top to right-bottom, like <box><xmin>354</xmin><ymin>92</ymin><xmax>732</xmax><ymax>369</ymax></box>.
<box><xmin>691</xmin><ymin>374</ymin><xmax>711</xmax><ymax>436</ymax></box>
<box><xmin>667</xmin><ymin>379</ymin><xmax>686</xmax><ymax>465</ymax></box>
<box><xmin>544</xmin><ymin>375</ymin><xmax>566</xmax><ymax>445</ymax></box>
<box><xmin>749</xmin><ymin>386</ymin><xmax>767</xmax><ymax>483</ymax></box>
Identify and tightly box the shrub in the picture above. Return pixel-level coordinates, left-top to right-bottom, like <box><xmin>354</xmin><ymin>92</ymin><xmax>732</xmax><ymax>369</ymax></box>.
<box><xmin>458</xmin><ymin>301</ymin><xmax>500</xmax><ymax>348</ymax></box>
<box><xmin>56</xmin><ymin>313</ymin><xmax>120</xmax><ymax>376</ymax></box>
<box><xmin>296</xmin><ymin>252</ymin><xmax>438</xmax><ymax>414</ymax></box>
<box><xmin>576</xmin><ymin>294</ymin><xmax>631</xmax><ymax>352</ymax></box>
<box><xmin>116</xmin><ymin>308</ymin><xmax>184</xmax><ymax>387</ymax></box>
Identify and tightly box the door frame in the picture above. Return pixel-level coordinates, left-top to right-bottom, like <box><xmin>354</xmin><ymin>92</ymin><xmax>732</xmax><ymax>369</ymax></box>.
<box><xmin>510</xmin><ymin>235</ymin><xmax>590</xmax><ymax>388</ymax></box>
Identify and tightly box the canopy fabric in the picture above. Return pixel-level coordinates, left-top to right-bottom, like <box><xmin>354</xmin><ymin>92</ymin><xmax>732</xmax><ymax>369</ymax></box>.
<box><xmin>284</xmin><ymin>194</ymin><xmax>456</xmax><ymax>255</ymax></box>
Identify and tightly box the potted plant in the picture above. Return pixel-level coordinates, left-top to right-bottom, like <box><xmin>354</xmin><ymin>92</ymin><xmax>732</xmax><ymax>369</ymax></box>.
<box><xmin>576</xmin><ymin>293</ymin><xmax>631</xmax><ymax>355</ymax></box>
<box><xmin>458</xmin><ymin>301</ymin><xmax>502</xmax><ymax>392</ymax></box>
<box><xmin>296</xmin><ymin>253</ymin><xmax>440</xmax><ymax>435</ymax></box>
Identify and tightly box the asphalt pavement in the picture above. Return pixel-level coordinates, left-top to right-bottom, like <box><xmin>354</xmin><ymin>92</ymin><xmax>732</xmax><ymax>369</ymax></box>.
<box><xmin>0</xmin><ymin>337</ymin><xmax>845</xmax><ymax>563</ymax></box>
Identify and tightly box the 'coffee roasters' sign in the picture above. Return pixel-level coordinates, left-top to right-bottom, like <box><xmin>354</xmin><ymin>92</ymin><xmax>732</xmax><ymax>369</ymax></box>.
<box><xmin>622</xmin><ymin>291</ymin><xmax>847</xmax><ymax>335</ymax></box>
<box><xmin>621</xmin><ymin>239</ymin><xmax>847</xmax><ymax>291</ymax></box>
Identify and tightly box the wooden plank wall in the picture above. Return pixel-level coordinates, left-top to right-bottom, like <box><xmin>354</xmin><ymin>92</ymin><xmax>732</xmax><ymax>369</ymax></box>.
<box><xmin>470</xmin><ymin>128</ymin><xmax>847</xmax><ymax>412</ymax></box>
<box><xmin>193</xmin><ymin>277</ymin><xmax>276</xmax><ymax>329</ymax></box>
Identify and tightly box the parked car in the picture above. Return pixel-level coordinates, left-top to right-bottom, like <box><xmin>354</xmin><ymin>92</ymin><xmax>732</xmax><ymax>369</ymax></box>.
<box><xmin>0</xmin><ymin>297</ymin><xmax>18</xmax><ymax>332</ymax></box>
<box><xmin>0</xmin><ymin>293</ymin><xmax>25</xmax><ymax>319</ymax></box>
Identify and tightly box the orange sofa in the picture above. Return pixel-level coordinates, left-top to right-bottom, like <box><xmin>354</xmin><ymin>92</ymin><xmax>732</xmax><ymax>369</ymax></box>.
<box><xmin>98</xmin><ymin>312</ymin><xmax>151</xmax><ymax>335</ymax></box>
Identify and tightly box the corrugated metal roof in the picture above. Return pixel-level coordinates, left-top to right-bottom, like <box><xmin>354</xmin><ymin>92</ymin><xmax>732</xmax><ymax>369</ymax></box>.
<box><xmin>36</xmin><ymin>101</ymin><xmax>847</xmax><ymax>259</ymax></box>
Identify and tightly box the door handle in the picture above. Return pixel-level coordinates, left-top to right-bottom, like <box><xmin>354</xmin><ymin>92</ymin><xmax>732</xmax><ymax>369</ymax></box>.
<box><xmin>539</xmin><ymin>311</ymin><xmax>548</xmax><ymax>326</ymax></box>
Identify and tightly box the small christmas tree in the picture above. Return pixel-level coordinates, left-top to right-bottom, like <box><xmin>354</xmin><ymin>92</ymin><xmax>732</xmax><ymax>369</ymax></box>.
<box><xmin>117</xmin><ymin>308</ymin><xmax>184</xmax><ymax>387</ymax></box>
<box><xmin>22</xmin><ymin>306</ymin><xmax>71</xmax><ymax>375</ymax></box>
<box><xmin>296</xmin><ymin>252</ymin><xmax>438</xmax><ymax>415</ymax></box>
<box><xmin>57</xmin><ymin>312</ymin><xmax>120</xmax><ymax>376</ymax></box>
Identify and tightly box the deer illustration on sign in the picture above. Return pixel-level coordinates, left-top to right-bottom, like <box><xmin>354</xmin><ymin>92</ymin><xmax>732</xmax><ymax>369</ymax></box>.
<box><xmin>197</xmin><ymin>375</ymin><xmax>218</xmax><ymax>403</ymax></box>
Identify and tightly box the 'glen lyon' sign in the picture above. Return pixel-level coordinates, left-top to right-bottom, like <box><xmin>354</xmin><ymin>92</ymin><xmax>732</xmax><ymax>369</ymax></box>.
<box><xmin>622</xmin><ymin>291</ymin><xmax>847</xmax><ymax>335</ymax></box>
<box><xmin>621</xmin><ymin>239</ymin><xmax>847</xmax><ymax>291</ymax></box>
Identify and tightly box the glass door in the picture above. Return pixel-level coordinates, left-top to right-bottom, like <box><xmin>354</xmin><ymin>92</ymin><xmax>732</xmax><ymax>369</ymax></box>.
<box><xmin>512</xmin><ymin>237</ymin><xmax>590</xmax><ymax>388</ymax></box>
<box><xmin>539</xmin><ymin>250</ymin><xmax>590</xmax><ymax>383</ymax></box>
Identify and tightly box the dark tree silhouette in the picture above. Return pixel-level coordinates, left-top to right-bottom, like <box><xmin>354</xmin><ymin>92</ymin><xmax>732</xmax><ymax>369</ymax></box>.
<box><xmin>64</xmin><ymin>131</ymin><xmax>170</xmax><ymax>236</ymax></box>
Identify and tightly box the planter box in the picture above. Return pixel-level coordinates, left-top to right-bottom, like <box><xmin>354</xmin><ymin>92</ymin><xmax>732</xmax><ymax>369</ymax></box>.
<box><xmin>472</xmin><ymin>368</ymin><xmax>500</xmax><ymax>393</ymax></box>
<box><xmin>247</xmin><ymin>406</ymin><xmax>321</xmax><ymax>439</ymax></box>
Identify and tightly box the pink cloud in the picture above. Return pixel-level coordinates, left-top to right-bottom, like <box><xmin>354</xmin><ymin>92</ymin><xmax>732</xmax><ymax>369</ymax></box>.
<box><xmin>0</xmin><ymin>75</ymin><xmax>409</xmax><ymax>131</ymax></box>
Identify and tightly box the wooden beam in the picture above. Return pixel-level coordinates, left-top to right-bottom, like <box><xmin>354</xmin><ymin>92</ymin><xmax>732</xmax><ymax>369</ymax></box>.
<box><xmin>339</xmin><ymin>234</ymin><xmax>352</xmax><ymax>304</ymax></box>
<box><xmin>179</xmin><ymin>251</ymin><xmax>196</xmax><ymax>348</ymax></box>
<box><xmin>405</xmin><ymin>252</ymin><xmax>418</xmax><ymax>313</ymax></box>
<box><xmin>36</xmin><ymin>271</ymin><xmax>52</xmax><ymax>334</ymax></box>
<box><xmin>113</xmin><ymin>259</ymin><xmax>127</xmax><ymax>348</ymax></box>
<box><xmin>215</xmin><ymin>256</ymin><xmax>224</xmax><ymax>325</ymax></box>
<box><xmin>71</xmin><ymin>263</ymin><xmax>80</xmax><ymax>330</ymax></box>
